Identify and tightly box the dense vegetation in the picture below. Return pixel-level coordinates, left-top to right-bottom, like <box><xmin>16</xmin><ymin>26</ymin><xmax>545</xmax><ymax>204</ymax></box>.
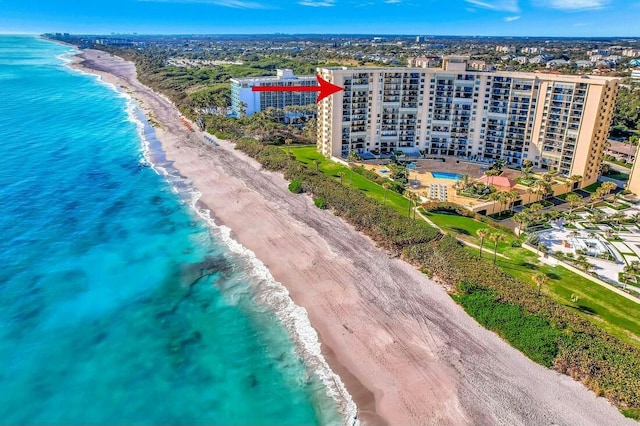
<box><xmin>226</xmin><ymin>136</ymin><xmax>640</xmax><ymax>418</ymax></box>
<box><xmin>611</xmin><ymin>84</ymin><xmax>640</xmax><ymax>143</ymax></box>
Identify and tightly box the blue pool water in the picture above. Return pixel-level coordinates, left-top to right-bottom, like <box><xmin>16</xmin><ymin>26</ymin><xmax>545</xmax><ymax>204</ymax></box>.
<box><xmin>431</xmin><ymin>172</ymin><xmax>462</xmax><ymax>180</ymax></box>
<box><xmin>0</xmin><ymin>36</ymin><xmax>346</xmax><ymax>424</ymax></box>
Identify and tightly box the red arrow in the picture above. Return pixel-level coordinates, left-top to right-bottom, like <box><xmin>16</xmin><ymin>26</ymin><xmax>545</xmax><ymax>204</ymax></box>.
<box><xmin>251</xmin><ymin>74</ymin><xmax>343</xmax><ymax>103</ymax></box>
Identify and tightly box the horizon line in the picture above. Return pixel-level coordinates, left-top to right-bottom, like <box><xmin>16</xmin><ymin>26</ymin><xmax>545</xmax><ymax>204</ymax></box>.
<box><xmin>17</xmin><ymin>32</ymin><xmax>640</xmax><ymax>39</ymax></box>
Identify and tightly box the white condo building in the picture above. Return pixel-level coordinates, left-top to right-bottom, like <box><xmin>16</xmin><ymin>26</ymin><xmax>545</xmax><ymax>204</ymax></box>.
<box><xmin>230</xmin><ymin>69</ymin><xmax>317</xmax><ymax>116</ymax></box>
<box><xmin>317</xmin><ymin>57</ymin><xmax>619</xmax><ymax>187</ymax></box>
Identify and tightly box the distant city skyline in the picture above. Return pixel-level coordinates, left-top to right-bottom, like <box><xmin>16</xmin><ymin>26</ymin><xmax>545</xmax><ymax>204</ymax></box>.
<box><xmin>1</xmin><ymin>0</ymin><xmax>639</xmax><ymax>37</ymax></box>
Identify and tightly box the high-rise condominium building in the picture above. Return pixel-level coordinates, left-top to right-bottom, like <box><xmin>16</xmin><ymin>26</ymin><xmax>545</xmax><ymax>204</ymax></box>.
<box><xmin>230</xmin><ymin>69</ymin><xmax>317</xmax><ymax>117</ymax></box>
<box><xmin>317</xmin><ymin>57</ymin><xmax>619</xmax><ymax>187</ymax></box>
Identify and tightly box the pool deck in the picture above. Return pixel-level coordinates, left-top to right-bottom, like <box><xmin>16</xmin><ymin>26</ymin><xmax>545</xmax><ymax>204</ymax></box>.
<box><xmin>360</xmin><ymin>158</ymin><xmax>492</xmax><ymax>206</ymax></box>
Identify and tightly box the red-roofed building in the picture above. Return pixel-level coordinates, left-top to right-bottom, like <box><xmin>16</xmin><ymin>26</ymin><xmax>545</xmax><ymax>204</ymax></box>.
<box><xmin>478</xmin><ymin>175</ymin><xmax>517</xmax><ymax>189</ymax></box>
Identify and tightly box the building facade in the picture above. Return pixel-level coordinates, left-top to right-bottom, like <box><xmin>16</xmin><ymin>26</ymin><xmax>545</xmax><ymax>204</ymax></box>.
<box><xmin>230</xmin><ymin>69</ymin><xmax>317</xmax><ymax>116</ymax></box>
<box><xmin>317</xmin><ymin>57</ymin><xmax>619</xmax><ymax>187</ymax></box>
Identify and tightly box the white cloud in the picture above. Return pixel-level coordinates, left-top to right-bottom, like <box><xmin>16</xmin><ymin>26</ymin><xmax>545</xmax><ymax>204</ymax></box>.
<box><xmin>504</xmin><ymin>15</ymin><xmax>520</xmax><ymax>21</ymax></box>
<box><xmin>384</xmin><ymin>0</ymin><xmax>402</xmax><ymax>3</ymax></box>
<box><xmin>298</xmin><ymin>0</ymin><xmax>336</xmax><ymax>6</ymax></box>
<box><xmin>537</xmin><ymin>0</ymin><xmax>609</xmax><ymax>10</ymax></box>
<box><xmin>137</xmin><ymin>0</ymin><xmax>268</xmax><ymax>8</ymax></box>
<box><xmin>464</xmin><ymin>0</ymin><xmax>519</xmax><ymax>12</ymax></box>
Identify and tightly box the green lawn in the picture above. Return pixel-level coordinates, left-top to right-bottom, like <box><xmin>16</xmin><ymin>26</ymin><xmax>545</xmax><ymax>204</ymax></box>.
<box><xmin>582</xmin><ymin>181</ymin><xmax>603</xmax><ymax>193</ymax></box>
<box><xmin>421</xmin><ymin>210</ymin><xmax>515</xmax><ymax>252</ymax></box>
<box><xmin>493</xmin><ymin>247</ymin><xmax>640</xmax><ymax>348</ymax></box>
<box><xmin>604</xmin><ymin>171</ymin><xmax>630</xmax><ymax>181</ymax></box>
<box><xmin>423</xmin><ymin>209</ymin><xmax>640</xmax><ymax>348</ymax></box>
<box><xmin>288</xmin><ymin>146</ymin><xmax>413</xmax><ymax>216</ymax></box>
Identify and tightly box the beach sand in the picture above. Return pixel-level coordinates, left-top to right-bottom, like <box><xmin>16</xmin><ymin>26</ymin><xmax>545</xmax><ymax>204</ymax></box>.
<box><xmin>71</xmin><ymin>48</ymin><xmax>635</xmax><ymax>426</ymax></box>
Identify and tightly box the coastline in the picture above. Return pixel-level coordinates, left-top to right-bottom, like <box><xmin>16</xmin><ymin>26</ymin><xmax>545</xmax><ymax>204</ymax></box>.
<box><xmin>64</xmin><ymin>48</ymin><xmax>361</xmax><ymax>425</ymax></box>
<box><xmin>67</xmin><ymin>47</ymin><xmax>636</xmax><ymax>425</ymax></box>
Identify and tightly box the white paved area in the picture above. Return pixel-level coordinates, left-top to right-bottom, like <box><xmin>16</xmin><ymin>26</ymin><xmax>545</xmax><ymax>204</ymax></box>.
<box><xmin>538</xmin><ymin>221</ymin><xmax>624</xmax><ymax>284</ymax></box>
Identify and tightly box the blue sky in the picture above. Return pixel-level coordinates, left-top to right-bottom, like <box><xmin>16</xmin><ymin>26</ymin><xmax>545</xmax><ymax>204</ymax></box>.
<box><xmin>0</xmin><ymin>0</ymin><xmax>638</xmax><ymax>36</ymax></box>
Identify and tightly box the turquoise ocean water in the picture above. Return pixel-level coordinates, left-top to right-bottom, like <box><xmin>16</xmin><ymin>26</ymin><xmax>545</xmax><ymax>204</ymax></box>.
<box><xmin>0</xmin><ymin>36</ymin><xmax>349</xmax><ymax>424</ymax></box>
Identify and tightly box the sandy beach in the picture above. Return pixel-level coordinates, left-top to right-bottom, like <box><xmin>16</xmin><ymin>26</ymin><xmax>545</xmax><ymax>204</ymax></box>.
<box><xmin>71</xmin><ymin>48</ymin><xmax>635</xmax><ymax>426</ymax></box>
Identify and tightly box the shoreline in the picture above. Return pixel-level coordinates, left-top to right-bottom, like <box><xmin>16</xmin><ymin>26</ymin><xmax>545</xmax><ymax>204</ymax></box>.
<box><xmin>66</xmin><ymin>46</ymin><xmax>635</xmax><ymax>425</ymax></box>
<box><xmin>64</xmin><ymin>48</ymin><xmax>361</xmax><ymax>425</ymax></box>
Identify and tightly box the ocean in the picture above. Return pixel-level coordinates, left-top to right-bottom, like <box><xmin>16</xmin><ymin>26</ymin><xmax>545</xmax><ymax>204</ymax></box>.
<box><xmin>0</xmin><ymin>36</ymin><xmax>349</xmax><ymax>424</ymax></box>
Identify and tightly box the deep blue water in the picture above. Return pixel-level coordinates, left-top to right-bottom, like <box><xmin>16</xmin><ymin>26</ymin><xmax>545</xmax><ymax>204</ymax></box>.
<box><xmin>0</xmin><ymin>36</ymin><xmax>343</xmax><ymax>424</ymax></box>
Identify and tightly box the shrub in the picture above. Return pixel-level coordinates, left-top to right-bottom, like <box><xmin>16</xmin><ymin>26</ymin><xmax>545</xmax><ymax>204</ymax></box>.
<box><xmin>526</xmin><ymin>233</ymin><xmax>541</xmax><ymax>246</ymax></box>
<box><xmin>288</xmin><ymin>178</ymin><xmax>303</xmax><ymax>194</ymax></box>
<box><xmin>421</xmin><ymin>202</ymin><xmax>476</xmax><ymax>218</ymax></box>
<box><xmin>314</xmin><ymin>197</ymin><xmax>327</xmax><ymax>209</ymax></box>
<box><xmin>454</xmin><ymin>286</ymin><xmax>562</xmax><ymax>367</ymax></box>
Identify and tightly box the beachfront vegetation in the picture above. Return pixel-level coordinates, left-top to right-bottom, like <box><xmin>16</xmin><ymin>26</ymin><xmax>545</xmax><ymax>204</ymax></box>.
<box><xmin>227</xmin><ymin>138</ymin><xmax>640</xmax><ymax>417</ymax></box>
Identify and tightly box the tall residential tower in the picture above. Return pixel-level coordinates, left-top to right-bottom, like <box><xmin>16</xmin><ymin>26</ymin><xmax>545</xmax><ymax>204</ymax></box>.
<box><xmin>317</xmin><ymin>57</ymin><xmax>619</xmax><ymax>187</ymax></box>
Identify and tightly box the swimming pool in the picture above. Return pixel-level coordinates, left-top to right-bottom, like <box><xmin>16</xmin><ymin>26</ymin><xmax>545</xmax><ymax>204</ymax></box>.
<box><xmin>431</xmin><ymin>172</ymin><xmax>462</xmax><ymax>180</ymax></box>
<box><xmin>379</xmin><ymin>169</ymin><xmax>389</xmax><ymax>174</ymax></box>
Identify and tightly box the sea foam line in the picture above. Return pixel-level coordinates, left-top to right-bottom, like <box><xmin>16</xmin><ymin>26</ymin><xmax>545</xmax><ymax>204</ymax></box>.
<box><xmin>61</xmin><ymin>50</ymin><xmax>359</xmax><ymax>426</ymax></box>
<box><xmin>132</xmin><ymin>105</ymin><xmax>359</xmax><ymax>426</ymax></box>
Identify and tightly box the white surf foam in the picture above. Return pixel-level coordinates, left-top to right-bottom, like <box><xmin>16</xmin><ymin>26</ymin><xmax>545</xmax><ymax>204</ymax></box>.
<box><xmin>82</xmin><ymin>70</ymin><xmax>359</xmax><ymax>424</ymax></box>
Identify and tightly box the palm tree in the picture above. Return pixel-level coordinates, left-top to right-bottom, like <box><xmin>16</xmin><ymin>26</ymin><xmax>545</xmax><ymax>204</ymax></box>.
<box><xmin>529</xmin><ymin>202</ymin><xmax>543</xmax><ymax>214</ymax></box>
<box><xmin>485</xmin><ymin>169</ymin><xmax>500</xmax><ymax>186</ymax></box>
<box><xmin>600</xmin><ymin>181</ymin><xmax>618</xmax><ymax>202</ymax></box>
<box><xmin>312</xmin><ymin>159</ymin><xmax>321</xmax><ymax>171</ymax></box>
<box><xmin>565</xmin><ymin>193</ymin><xmax>581</xmax><ymax>214</ymax></box>
<box><xmin>532</xmin><ymin>180</ymin><xmax>546</xmax><ymax>202</ymax></box>
<box><xmin>525</xmin><ymin>186</ymin><xmax>535</xmax><ymax>205</ymax></box>
<box><xmin>611</xmin><ymin>212</ymin><xmax>626</xmax><ymax>229</ymax></box>
<box><xmin>460</xmin><ymin>174</ymin><xmax>471</xmax><ymax>192</ymax></box>
<box><xmin>411</xmin><ymin>193</ymin><xmax>419</xmax><ymax>219</ymax></box>
<box><xmin>489</xmin><ymin>233</ymin><xmax>505</xmax><ymax>264</ymax></box>
<box><xmin>498</xmin><ymin>191</ymin><xmax>510</xmax><ymax>216</ymax></box>
<box><xmin>513</xmin><ymin>212</ymin><xmax>530</xmax><ymax>236</ymax></box>
<box><xmin>338</xmin><ymin>171</ymin><xmax>345</xmax><ymax>185</ymax></box>
<box><xmin>589</xmin><ymin>187</ymin><xmax>606</xmax><ymax>210</ymax></box>
<box><xmin>508</xmin><ymin>189</ymin><xmax>520</xmax><ymax>213</ymax></box>
<box><xmin>407</xmin><ymin>192</ymin><xmax>416</xmax><ymax>217</ymax></box>
<box><xmin>477</xmin><ymin>228</ymin><xmax>489</xmax><ymax>259</ymax></box>
<box><xmin>532</xmin><ymin>272</ymin><xmax>549</xmax><ymax>297</ymax></box>
<box><xmin>285</xmin><ymin>138</ymin><xmax>293</xmax><ymax>155</ymax></box>
<box><xmin>382</xmin><ymin>183</ymin><xmax>390</xmax><ymax>206</ymax></box>
<box><xmin>489</xmin><ymin>191</ymin><xmax>501</xmax><ymax>214</ymax></box>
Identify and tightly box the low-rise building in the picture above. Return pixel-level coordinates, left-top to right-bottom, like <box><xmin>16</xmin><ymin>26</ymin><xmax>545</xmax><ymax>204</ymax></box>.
<box><xmin>230</xmin><ymin>69</ymin><xmax>316</xmax><ymax>116</ymax></box>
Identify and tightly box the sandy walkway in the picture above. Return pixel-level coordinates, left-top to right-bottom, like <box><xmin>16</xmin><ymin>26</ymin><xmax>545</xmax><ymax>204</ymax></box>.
<box><xmin>71</xmin><ymin>48</ymin><xmax>635</xmax><ymax>426</ymax></box>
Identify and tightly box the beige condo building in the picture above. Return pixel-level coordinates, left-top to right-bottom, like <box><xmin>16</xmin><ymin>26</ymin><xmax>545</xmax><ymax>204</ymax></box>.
<box><xmin>628</xmin><ymin>159</ymin><xmax>640</xmax><ymax>195</ymax></box>
<box><xmin>317</xmin><ymin>57</ymin><xmax>619</xmax><ymax>188</ymax></box>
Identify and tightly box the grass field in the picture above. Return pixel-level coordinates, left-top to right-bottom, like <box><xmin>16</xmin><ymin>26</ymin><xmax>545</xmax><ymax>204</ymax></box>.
<box><xmin>424</xmin><ymin>209</ymin><xmax>640</xmax><ymax>348</ymax></box>
<box><xmin>493</xmin><ymin>247</ymin><xmax>640</xmax><ymax>348</ymax></box>
<box><xmin>421</xmin><ymin>210</ymin><xmax>515</xmax><ymax>252</ymax></box>
<box><xmin>289</xmin><ymin>146</ymin><xmax>414</xmax><ymax>216</ymax></box>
